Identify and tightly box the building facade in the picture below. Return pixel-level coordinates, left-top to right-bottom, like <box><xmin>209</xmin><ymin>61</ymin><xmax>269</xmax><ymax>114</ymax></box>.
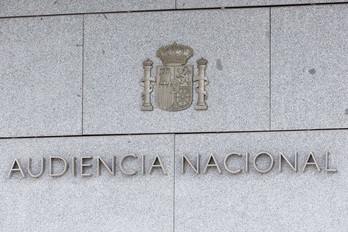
<box><xmin>0</xmin><ymin>1</ymin><xmax>348</xmax><ymax>231</ymax></box>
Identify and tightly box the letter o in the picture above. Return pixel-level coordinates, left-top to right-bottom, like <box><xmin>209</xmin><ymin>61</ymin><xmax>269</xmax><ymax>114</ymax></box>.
<box><xmin>253</xmin><ymin>152</ymin><xmax>274</xmax><ymax>174</ymax></box>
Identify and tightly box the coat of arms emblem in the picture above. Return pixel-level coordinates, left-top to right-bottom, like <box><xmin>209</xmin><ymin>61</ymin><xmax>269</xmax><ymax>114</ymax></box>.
<box><xmin>140</xmin><ymin>43</ymin><xmax>209</xmax><ymax>111</ymax></box>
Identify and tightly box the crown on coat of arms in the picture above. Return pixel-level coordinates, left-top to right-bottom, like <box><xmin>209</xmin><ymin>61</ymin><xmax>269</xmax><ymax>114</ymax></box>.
<box><xmin>141</xmin><ymin>43</ymin><xmax>209</xmax><ymax>112</ymax></box>
<box><xmin>156</xmin><ymin>42</ymin><xmax>193</xmax><ymax>66</ymax></box>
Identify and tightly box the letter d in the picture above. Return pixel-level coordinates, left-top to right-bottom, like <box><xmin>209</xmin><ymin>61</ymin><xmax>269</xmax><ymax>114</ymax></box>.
<box><xmin>50</xmin><ymin>157</ymin><xmax>68</xmax><ymax>177</ymax></box>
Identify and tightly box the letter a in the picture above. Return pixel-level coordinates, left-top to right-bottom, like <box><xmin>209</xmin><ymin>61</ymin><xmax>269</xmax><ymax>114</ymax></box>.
<box><xmin>8</xmin><ymin>159</ymin><xmax>25</xmax><ymax>177</ymax></box>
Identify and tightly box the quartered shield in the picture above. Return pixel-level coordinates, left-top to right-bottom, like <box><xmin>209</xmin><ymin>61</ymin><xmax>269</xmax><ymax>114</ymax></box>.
<box><xmin>156</xmin><ymin>65</ymin><xmax>193</xmax><ymax>111</ymax></box>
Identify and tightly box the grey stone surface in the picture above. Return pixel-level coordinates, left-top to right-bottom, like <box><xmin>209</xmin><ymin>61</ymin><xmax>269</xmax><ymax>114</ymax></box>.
<box><xmin>175</xmin><ymin>131</ymin><xmax>348</xmax><ymax>231</ymax></box>
<box><xmin>0</xmin><ymin>135</ymin><xmax>174</xmax><ymax>231</ymax></box>
<box><xmin>83</xmin><ymin>9</ymin><xmax>270</xmax><ymax>135</ymax></box>
<box><xmin>0</xmin><ymin>16</ymin><xmax>83</xmax><ymax>137</ymax></box>
<box><xmin>271</xmin><ymin>5</ymin><xmax>348</xmax><ymax>130</ymax></box>
<box><xmin>177</xmin><ymin>0</ymin><xmax>346</xmax><ymax>8</ymax></box>
<box><xmin>0</xmin><ymin>0</ymin><xmax>174</xmax><ymax>17</ymax></box>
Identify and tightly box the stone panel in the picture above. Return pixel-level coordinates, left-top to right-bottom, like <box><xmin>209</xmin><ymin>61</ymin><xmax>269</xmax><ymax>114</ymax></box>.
<box><xmin>271</xmin><ymin>5</ymin><xmax>348</xmax><ymax>130</ymax></box>
<box><xmin>177</xmin><ymin>0</ymin><xmax>346</xmax><ymax>9</ymax></box>
<box><xmin>83</xmin><ymin>9</ymin><xmax>270</xmax><ymax>134</ymax></box>
<box><xmin>175</xmin><ymin>131</ymin><xmax>347</xmax><ymax>231</ymax></box>
<box><xmin>0</xmin><ymin>16</ymin><xmax>83</xmax><ymax>137</ymax></box>
<box><xmin>0</xmin><ymin>0</ymin><xmax>174</xmax><ymax>17</ymax></box>
<box><xmin>0</xmin><ymin>135</ymin><xmax>174</xmax><ymax>231</ymax></box>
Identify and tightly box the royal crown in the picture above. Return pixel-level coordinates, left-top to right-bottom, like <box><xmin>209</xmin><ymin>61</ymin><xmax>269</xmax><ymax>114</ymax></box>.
<box><xmin>142</xmin><ymin>59</ymin><xmax>153</xmax><ymax>67</ymax></box>
<box><xmin>197</xmin><ymin>57</ymin><xmax>208</xmax><ymax>66</ymax></box>
<box><xmin>156</xmin><ymin>43</ymin><xmax>193</xmax><ymax>66</ymax></box>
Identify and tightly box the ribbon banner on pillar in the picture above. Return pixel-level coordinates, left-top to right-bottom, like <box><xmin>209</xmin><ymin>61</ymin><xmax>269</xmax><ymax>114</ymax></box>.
<box><xmin>141</xmin><ymin>43</ymin><xmax>209</xmax><ymax>111</ymax></box>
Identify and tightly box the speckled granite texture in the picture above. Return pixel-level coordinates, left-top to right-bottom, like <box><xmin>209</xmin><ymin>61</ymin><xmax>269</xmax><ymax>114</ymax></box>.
<box><xmin>177</xmin><ymin>0</ymin><xmax>347</xmax><ymax>9</ymax></box>
<box><xmin>83</xmin><ymin>9</ymin><xmax>270</xmax><ymax>135</ymax></box>
<box><xmin>271</xmin><ymin>5</ymin><xmax>348</xmax><ymax>130</ymax></box>
<box><xmin>0</xmin><ymin>135</ymin><xmax>174</xmax><ymax>231</ymax></box>
<box><xmin>0</xmin><ymin>16</ymin><xmax>83</xmax><ymax>137</ymax></box>
<box><xmin>0</xmin><ymin>0</ymin><xmax>174</xmax><ymax>17</ymax></box>
<box><xmin>175</xmin><ymin>131</ymin><xmax>347</xmax><ymax>231</ymax></box>
<box><xmin>1</xmin><ymin>2</ymin><xmax>347</xmax><ymax>232</ymax></box>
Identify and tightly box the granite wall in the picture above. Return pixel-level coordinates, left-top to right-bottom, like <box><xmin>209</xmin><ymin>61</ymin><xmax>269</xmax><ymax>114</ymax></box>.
<box><xmin>0</xmin><ymin>1</ymin><xmax>347</xmax><ymax>231</ymax></box>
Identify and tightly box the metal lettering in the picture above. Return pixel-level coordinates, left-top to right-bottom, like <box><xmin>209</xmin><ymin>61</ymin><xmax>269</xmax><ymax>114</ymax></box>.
<box><xmin>302</xmin><ymin>152</ymin><xmax>321</xmax><ymax>172</ymax></box>
<box><xmin>325</xmin><ymin>151</ymin><xmax>337</xmax><ymax>173</ymax></box>
<box><xmin>279</xmin><ymin>152</ymin><xmax>298</xmax><ymax>173</ymax></box>
<box><xmin>81</xmin><ymin>156</ymin><xmax>93</xmax><ymax>177</ymax></box>
<box><xmin>50</xmin><ymin>157</ymin><xmax>68</xmax><ymax>177</ymax></box>
<box><xmin>181</xmin><ymin>154</ymin><xmax>200</xmax><ymax>174</ymax></box>
<box><xmin>141</xmin><ymin>155</ymin><xmax>145</xmax><ymax>175</ymax></box>
<box><xmin>224</xmin><ymin>153</ymin><xmax>242</xmax><ymax>174</ymax></box>
<box><xmin>149</xmin><ymin>155</ymin><xmax>167</xmax><ymax>175</ymax></box>
<box><xmin>253</xmin><ymin>152</ymin><xmax>274</xmax><ymax>174</ymax></box>
<box><xmin>28</xmin><ymin>157</ymin><xmax>44</xmax><ymax>178</ymax></box>
<box><xmin>245</xmin><ymin>153</ymin><xmax>249</xmax><ymax>173</ymax></box>
<box><xmin>72</xmin><ymin>157</ymin><xmax>76</xmax><ymax>176</ymax></box>
<box><xmin>97</xmin><ymin>156</ymin><xmax>115</xmax><ymax>176</ymax></box>
<box><xmin>120</xmin><ymin>154</ymin><xmax>137</xmax><ymax>176</ymax></box>
<box><xmin>8</xmin><ymin>159</ymin><xmax>25</xmax><ymax>178</ymax></box>
<box><xmin>203</xmin><ymin>154</ymin><xmax>222</xmax><ymax>174</ymax></box>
